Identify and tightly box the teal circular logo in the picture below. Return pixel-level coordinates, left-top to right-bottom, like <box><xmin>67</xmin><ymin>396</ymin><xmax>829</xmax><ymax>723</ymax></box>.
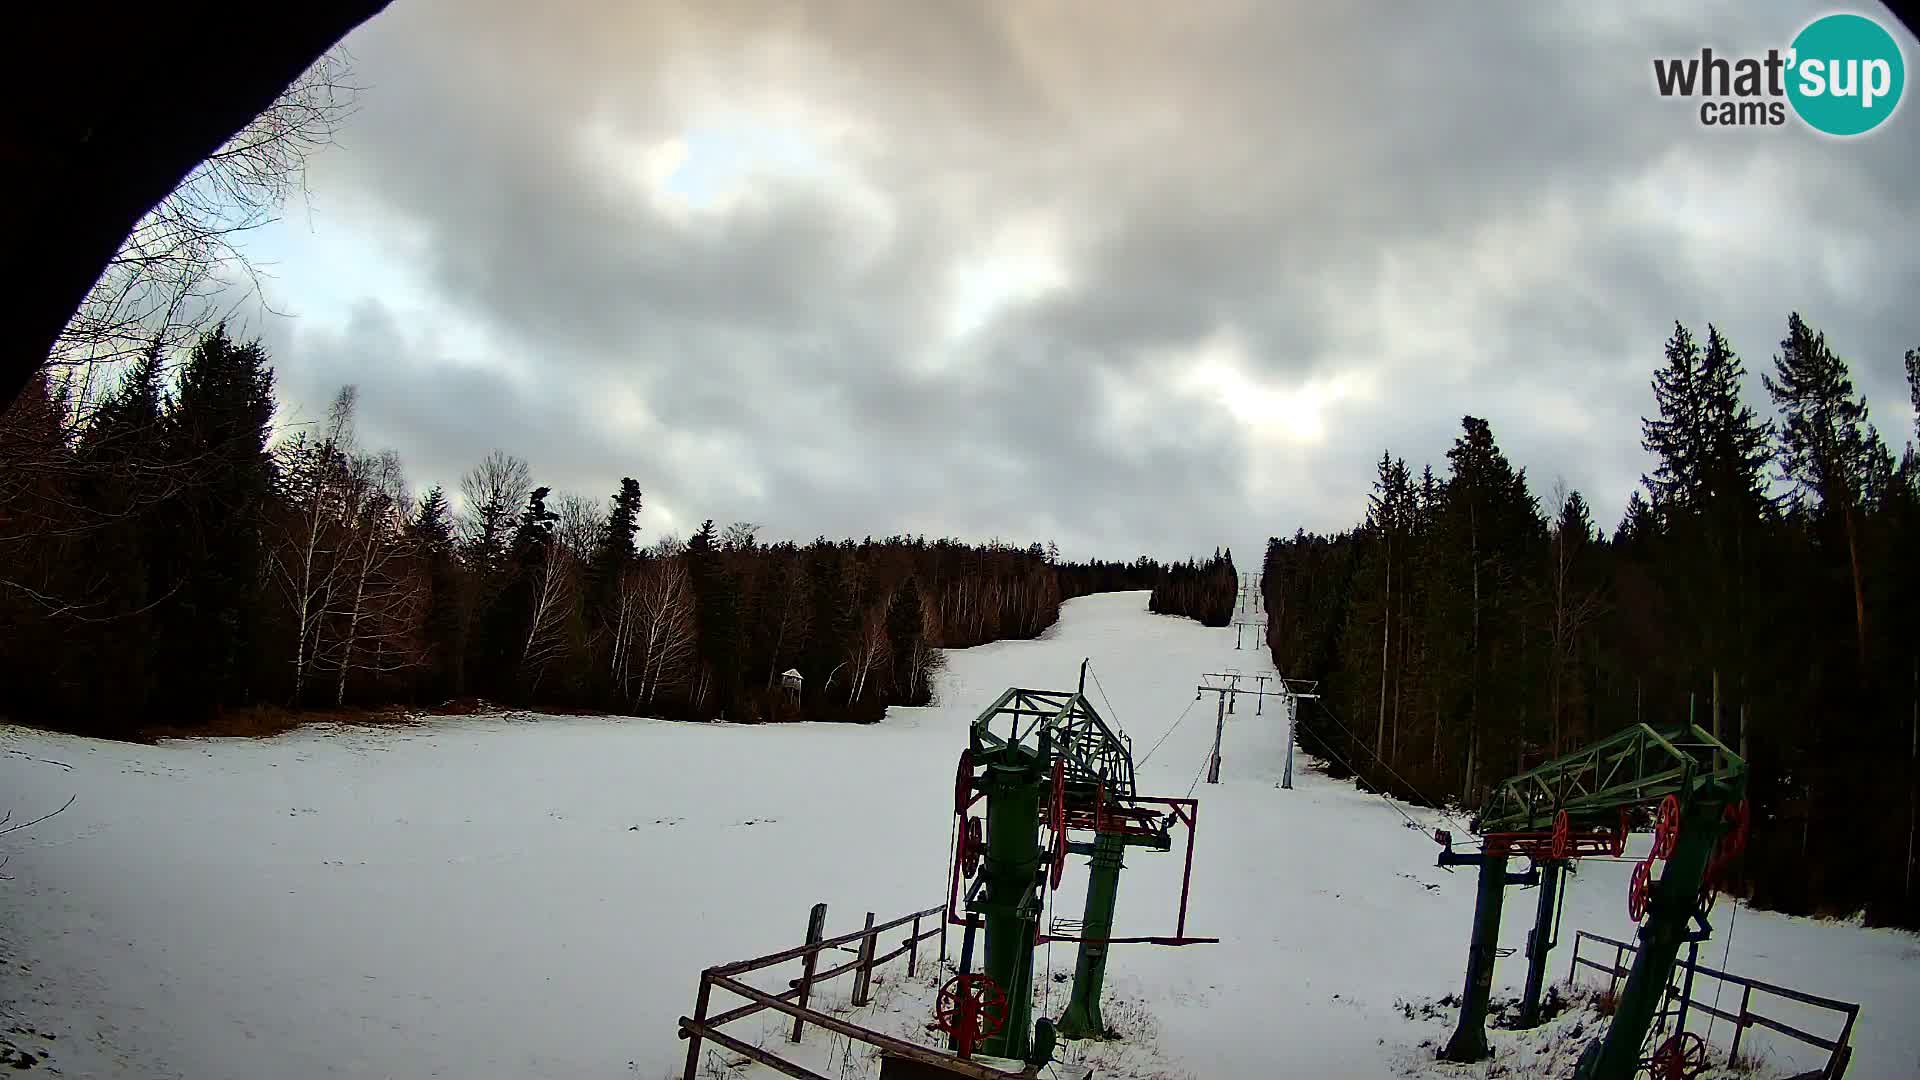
<box><xmin>1787</xmin><ymin>13</ymin><xmax>1905</xmax><ymax>136</ymax></box>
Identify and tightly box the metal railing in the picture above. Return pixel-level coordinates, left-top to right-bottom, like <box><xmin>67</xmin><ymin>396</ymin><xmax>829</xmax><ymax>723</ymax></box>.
<box><xmin>1567</xmin><ymin>929</ymin><xmax>1859</xmax><ymax>1078</ymax></box>
<box><xmin>677</xmin><ymin>901</ymin><xmax>1035</xmax><ymax>1080</ymax></box>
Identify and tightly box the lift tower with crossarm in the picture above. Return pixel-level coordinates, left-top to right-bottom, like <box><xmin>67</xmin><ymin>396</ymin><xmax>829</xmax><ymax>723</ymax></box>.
<box><xmin>1433</xmin><ymin>721</ymin><xmax>1748</xmax><ymax>1080</ymax></box>
<box><xmin>942</xmin><ymin>661</ymin><xmax>1215</xmax><ymax>1062</ymax></box>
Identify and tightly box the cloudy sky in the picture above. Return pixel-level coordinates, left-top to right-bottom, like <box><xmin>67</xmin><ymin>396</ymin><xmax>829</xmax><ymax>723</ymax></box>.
<box><xmin>236</xmin><ymin>0</ymin><xmax>1920</xmax><ymax>564</ymax></box>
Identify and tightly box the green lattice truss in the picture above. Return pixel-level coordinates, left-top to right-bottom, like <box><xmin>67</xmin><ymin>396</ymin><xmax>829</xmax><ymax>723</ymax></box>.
<box><xmin>969</xmin><ymin>687</ymin><xmax>1147</xmax><ymax>814</ymax></box>
<box><xmin>1475</xmin><ymin>723</ymin><xmax>1748</xmax><ymax>834</ymax></box>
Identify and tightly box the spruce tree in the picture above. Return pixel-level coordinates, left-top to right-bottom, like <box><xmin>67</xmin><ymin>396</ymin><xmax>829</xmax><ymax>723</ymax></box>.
<box><xmin>153</xmin><ymin>323</ymin><xmax>277</xmax><ymax>712</ymax></box>
<box><xmin>1765</xmin><ymin>313</ymin><xmax>1876</xmax><ymax>667</ymax></box>
<box><xmin>1698</xmin><ymin>326</ymin><xmax>1775</xmax><ymax>517</ymax></box>
<box><xmin>591</xmin><ymin>478</ymin><xmax>642</xmax><ymax>589</ymax></box>
<box><xmin>56</xmin><ymin>348</ymin><xmax>170</xmax><ymax>724</ymax></box>
<box><xmin>686</xmin><ymin>519</ymin><xmax>742</xmax><ymax>717</ymax></box>
<box><xmin>1439</xmin><ymin>416</ymin><xmax>1543</xmax><ymax>800</ymax></box>
<box><xmin>1642</xmin><ymin>322</ymin><xmax>1706</xmax><ymax>514</ymax></box>
<box><xmin>410</xmin><ymin>486</ymin><xmax>464</xmax><ymax>700</ymax></box>
<box><xmin>804</xmin><ymin>544</ymin><xmax>849</xmax><ymax>709</ymax></box>
<box><xmin>1615</xmin><ymin>490</ymin><xmax>1657</xmax><ymax>548</ymax></box>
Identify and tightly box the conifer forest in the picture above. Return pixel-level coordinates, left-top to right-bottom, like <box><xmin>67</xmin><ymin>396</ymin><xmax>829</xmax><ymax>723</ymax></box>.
<box><xmin>1264</xmin><ymin>315</ymin><xmax>1920</xmax><ymax>929</ymax></box>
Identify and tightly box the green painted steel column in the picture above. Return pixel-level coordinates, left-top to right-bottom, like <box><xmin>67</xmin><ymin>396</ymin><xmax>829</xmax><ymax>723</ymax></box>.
<box><xmin>1057</xmin><ymin>830</ymin><xmax>1126</xmax><ymax>1038</ymax></box>
<box><xmin>1577</xmin><ymin>796</ymin><xmax>1726</xmax><ymax>1080</ymax></box>
<box><xmin>1518</xmin><ymin>859</ymin><xmax>1563</xmax><ymax>1028</ymax></box>
<box><xmin>978</xmin><ymin>757</ymin><xmax>1044</xmax><ymax>1060</ymax></box>
<box><xmin>1441</xmin><ymin>846</ymin><xmax>1510</xmax><ymax>1062</ymax></box>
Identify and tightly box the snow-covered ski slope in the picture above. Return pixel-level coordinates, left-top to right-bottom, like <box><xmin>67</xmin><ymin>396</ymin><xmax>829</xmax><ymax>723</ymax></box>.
<box><xmin>1</xmin><ymin>591</ymin><xmax>1915</xmax><ymax>1078</ymax></box>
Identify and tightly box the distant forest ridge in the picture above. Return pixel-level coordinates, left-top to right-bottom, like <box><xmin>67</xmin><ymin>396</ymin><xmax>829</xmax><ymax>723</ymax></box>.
<box><xmin>0</xmin><ymin>325</ymin><xmax>1237</xmax><ymax>736</ymax></box>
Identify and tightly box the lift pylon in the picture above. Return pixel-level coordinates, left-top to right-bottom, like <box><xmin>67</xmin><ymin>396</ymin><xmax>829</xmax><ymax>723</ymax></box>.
<box><xmin>1435</xmin><ymin>722</ymin><xmax>1747</xmax><ymax>1080</ymax></box>
<box><xmin>946</xmin><ymin>662</ymin><xmax>1214</xmax><ymax>1059</ymax></box>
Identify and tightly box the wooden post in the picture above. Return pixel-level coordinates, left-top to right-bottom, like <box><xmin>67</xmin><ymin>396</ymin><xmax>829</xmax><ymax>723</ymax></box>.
<box><xmin>682</xmin><ymin>973</ymin><xmax>713</xmax><ymax>1080</ymax></box>
<box><xmin>908</xmin><ymin>913</ymin><xmax>922</xmax><ymax>977</ymax></box>
<box><xmin>790</xmin><ymin>903</ymin><xmax>828</xmax><ymax>1043</ymax></box>
<box><xmin>852</xmin><ymin>911</ymin><xmax>878</xmax><ymax>1006</ymax></box>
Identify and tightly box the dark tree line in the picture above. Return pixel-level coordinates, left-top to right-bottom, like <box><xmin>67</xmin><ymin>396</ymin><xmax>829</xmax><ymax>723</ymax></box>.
<box><xmin>0</xmin><ymin>325</ymin><xmax>1196</xmax><ymax>735</ymax></box>
<box><xmin>1149</xmin><ymin>549</ymin><xmax>1238</xmax><ymax>626</ymax></box>
<box><xmin>1263</xmin><ymin>313</ymin><xmax>1920</xmax><ymax>928</ymax></box>
<box><xmin>1056</xmin><ymin>556</ymin><xmax>1162</xmax><ymax>600</ymax></box>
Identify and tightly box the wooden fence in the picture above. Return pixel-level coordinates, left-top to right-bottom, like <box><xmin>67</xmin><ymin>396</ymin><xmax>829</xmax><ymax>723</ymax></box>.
<box><xmin>677</xmin><ymin>902</ymin><xmax>1034</xmax><ymax>1080</ymax></box>
<box><xmin>1566</xmin><ymin>930</ymin><xmax>1859</xmax><ymax>1078</ymax></box>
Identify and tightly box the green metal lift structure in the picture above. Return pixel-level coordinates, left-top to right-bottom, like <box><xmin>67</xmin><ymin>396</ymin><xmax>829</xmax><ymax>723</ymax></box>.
<box><xmin>938</xmin><ymin>663</ymin><xmax>1213</xmax><ymax>1064</ymax></box>
<box><xmin>1434</xmin><ymin>722</ymin><xmax>1749</xmax><ymax>1080</ymax></box>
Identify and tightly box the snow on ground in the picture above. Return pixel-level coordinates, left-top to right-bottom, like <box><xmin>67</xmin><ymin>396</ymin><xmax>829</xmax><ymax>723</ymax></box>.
<box><xmin>1</xmin><ymin>591</ymin><xmax>1916</xmax><ymax>1078</ymax></box>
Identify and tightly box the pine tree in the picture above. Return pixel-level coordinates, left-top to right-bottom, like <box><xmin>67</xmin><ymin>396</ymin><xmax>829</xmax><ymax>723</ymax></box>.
<box><xmin>1358</xmin><ymin>452</ymin><xmax>1414</xmax><ymax>770</ymax></box>
<box><xmin>1642</xmin><ymin>322</ymin><xmax>1706</xmax><ymax>515</ymax></box>
<box><xmin>1439</xmin><ymin>416</ymin><xmax>1543</xmax><ymax>800</ymax></box>
<box><xmin>805</xmin><ymin>544</ymin><xmax>852</xmax><ymax>708</ymax></box>
<box><xmin>686</xmin><ymin>519</ymin><xmax>741</xmax><ymax>717</ymax></box>
<box><xmin>1765</xmin><ymin>313</ymin><xmax>1877</xmax><ymax>668</ymax></box>
<box><xmin>65</xmin><ymin>349</ymin><xmax>169</xmax><ymax>723</ymax></box>
<box><xmin>1698</xmin><ymin>326</ymin><xmax>1775</xmax><ymax>518</ymax></box>
<box><xmin>1643</xmin><ymin>323</ymin><xmax>1776</xmax><ymax>734</ymax></box>
<box><xmin>591</xmin><ymin>479</ymin><xmax>642</xmax><ymax>585</ymax></box>
<box><xmin>1615</xmin><ymin>490</ymin><xmax>1658</xmax><ymax>548</ymax></box>
<box><xmin>410</xmin><ymin>486</ymin><xmax>464</xmax><ymax>700</ymax></box>
<box><xmin>152</xmin><ymin>323</ymin><xmax>277</xmax><ymax>712</ymax></box>
<box><xmin>584</xmin><ymin>477</ymin><xmax>642</xmax><ymax>698</ymax></box>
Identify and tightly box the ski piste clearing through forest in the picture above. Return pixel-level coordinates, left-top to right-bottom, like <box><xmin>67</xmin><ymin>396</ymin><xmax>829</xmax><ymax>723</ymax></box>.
<box><xmin>0</xmin><ymin>592</ymin><xmax>1915</xmax><ymax>1077</ymax></box>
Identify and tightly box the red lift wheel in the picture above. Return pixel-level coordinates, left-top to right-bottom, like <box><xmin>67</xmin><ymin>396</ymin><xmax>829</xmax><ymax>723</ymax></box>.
<box><xmin>1551</xmin><ymin>810</ymin><xmax>1571</xmax><ymax>859</ymax></box>
<box><xmin>1047</xmin><ymin>821</ymin><xmax>1067</xmax><ymax>889</ymax></box>
<box><xmin>1628</xmin><ymin>860</ymin><xmax>1652</xmax><ymax>922</ymax></box>
<box><xmin>1652</xmin><ymin>795</ymin><xmax>1681</xmax><ymax>860</ymax></box>
<box><xmin>954</xmin><ymin>749</ymin><xmax>974</xmax><ymax>817</ymax></box>
<box><xmin>1721</xmin><ymin>799</ymin><xmax>1750</xmax><ymax>859</ymax></box>
<box><xmin>934</xmin><ymin>973</ymin><xmax>1008</xmax><ymax>1058</ymax></box>
<box><xmin>1612</xmin><ymin>806</ymin><xmax>1630</xmax><ymax>858</ymax></box>
<box><xmin>959</xmin><ymin>816</ymin><xmax>983</xmax><ymax>878</ymax></box>
<box><xmin>1648</xmin><ymin>1031</ymin><xmax>1708</xmax><ymax>1080</ymax></box>
<box><xmin>1047</xmin><ymin>759</ymin><xmax>1068</xmax><ymax>889</ymax></box>
<box><xmin>1697</xmin><ymin>874</ymin><xmax>1718</xmax><ymax>917</ymax></box>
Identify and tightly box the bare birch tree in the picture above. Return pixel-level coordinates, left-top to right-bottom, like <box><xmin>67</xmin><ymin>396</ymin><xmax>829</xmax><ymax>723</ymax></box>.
<box><xmin>846</xmin><ymin>610</ymin><xmax>891</xmax><ymax>705</ymax></box>
<box><xmin>631</xmin><ymin>556</ymin><xmax>697</xmax><ymax>708</ymax></box>
<box><xmin>321</xmin><ymin>449</ymin><xmax>421</xmax><ymax>705</ymax></box>
<box><xmin>270</xmin><ymin>385</ymin><xmax>357</xmax><ymax>703</ymax></box>
<box><xmin>52</xmin><ymin>52</ymin><xmax>361</xmax><ymax>418</ymax></box>
<box><xmin>554</xmin><ymin>493</ymin><xmax>604</xmax><ymax>564</ymax></box>
<box><xmin>519</xmin><ymin>546</ymin><xmax>576</xmax><ymax>695</ymax></box>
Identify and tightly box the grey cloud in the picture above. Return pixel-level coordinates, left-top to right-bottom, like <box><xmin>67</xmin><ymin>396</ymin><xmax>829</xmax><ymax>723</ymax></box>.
<box><xmin>251</xmin><ymin>0</ymin><xmax>1920</xmax><ymax>562</ymax></box>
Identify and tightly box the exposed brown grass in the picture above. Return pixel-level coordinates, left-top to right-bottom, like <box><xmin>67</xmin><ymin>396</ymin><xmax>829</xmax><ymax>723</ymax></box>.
<box><xmin>138</xmin><ymin>704</ymin><xmax>417</xmax><ymax>742</ymax></box>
